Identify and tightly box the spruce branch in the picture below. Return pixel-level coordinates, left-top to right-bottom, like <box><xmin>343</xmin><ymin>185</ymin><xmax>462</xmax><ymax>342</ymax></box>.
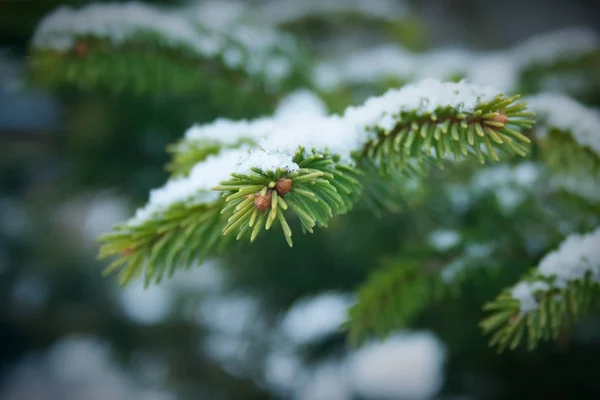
<box><xmin>529</xmin><ymin>93</ymin><xmax>600</xmax><ymax>202</ymax></box>
<box><xmin>213</xmin><ymin>150</ymin><xmax>363</xmax><ymax>246</ymax></box>
<box><xmin>481</xmin><ymin>227</ymin><xmax>600</xmax><ymax>352</ymax></box>
<box><xmin>481</xmin><ymin>277</ymin><xmax>600</xmax><ymax>352</ymax></box>
<box><xmin>97</xmin><ymin>200</ymin><xmax>229</xmax><ymax>286</ymax></box>
<box><xmin>98</xmin><ymin>79</ymin><xmax>535</xmax><ymax>284</ymax></box>
<box><xmin>29</xmin><ymin>3</ymin><xmax>304</xmax><ymax>96</ymax></box>
<box><xmin>359</xmin><ymin>94</ymin><xmax>534</xmax><ymax>172</ymax></box>
<box><xmin>345</xmin><ymin>260</ymin><xmax>445</xmax><ymax>345</ymax></box>
<box><xmin>314</xmin><ymin>28</ymin><xmax>599</xmax><ymax>96</ymax></box>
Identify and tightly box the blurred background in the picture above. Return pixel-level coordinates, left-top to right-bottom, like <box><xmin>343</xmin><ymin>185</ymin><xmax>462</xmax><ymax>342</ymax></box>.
<box><xmin>1</xmin><ymin>0</ymin><xmax>600</xmax><ymax>399</ymax></box>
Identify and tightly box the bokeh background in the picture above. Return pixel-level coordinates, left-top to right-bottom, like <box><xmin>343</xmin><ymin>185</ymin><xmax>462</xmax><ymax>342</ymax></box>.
<box><xmin>1</xmin><ymin>0</ymin><xmax>600</xmax><ymax>399</ymax></box>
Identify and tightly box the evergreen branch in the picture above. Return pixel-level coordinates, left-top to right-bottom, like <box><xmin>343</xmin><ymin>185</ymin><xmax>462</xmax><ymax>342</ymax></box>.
<box><xmin>165</xmin><ymin>117</ymin><xmax>278</xmax><ymax>177</ymax></box>
<box><xmin>529</xmin><ymin>93</ymin><xmax>600</xmax><ymax>202</ymax></box>
<box><xmin>345</xmin><ymin>260</ymin><xmax>444</xmax><ymax>345</ymax></box>
<box><xmin>214</xmin><ymin>150</ymin><xmax>363</xmax><ymax>246</ymax></box>
<box><xmin>480</xmin><ymin>276</ymin><xmax>600</xmax><ymax>352</ymax></box>
<box><xmin>29</xmin><ymin>3</ymin><xmax>303</xmax><ymax>96</ymax></box>
<box><xmin>97</xmin><ymin>79</ymin><xmax>535</xmax><ymax>282</ymax></box>
<box><xmin>481</xmin><ymin>227</ymin><xmax>600</xmax><ymax>351</ymax></box>
<box><xmin>166</xmin><ymin>138</ymin><xmax>255</xmax><ymax>177</ymax></box>
<box><xmin>529</xmin><ymin>93</ymin><xmax>600</xmax><ymax>166</ymax></box>
<box><xmin>314</xmin><ymin>28</ymin><xmax>599</xmax><ymax>95</ymax></box>
<box><xmin>358</xmin><ymin>93</ymin><xmax>534</xmax><ymax>172</ymax></box>
<box><xmin>97</xmin><ymin>199</ymin><xmax>229</xmax><ymax>286</ymax></box>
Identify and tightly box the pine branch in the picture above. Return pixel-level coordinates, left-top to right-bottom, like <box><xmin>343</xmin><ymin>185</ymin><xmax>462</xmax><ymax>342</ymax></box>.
<box><xmin>98</xmin><ymin>79</ymin><xmax>535</xmax><ymax>284</ymax></box>
<box><xmin>481</xmin><ymin>277</ymin><xmax>600</xmax><ymax>352</ymax></box>
<box><xmin>358</xmin><ymin>93</ymin><xmax>534</xmax><ymax>171</ymax></box>
<box><xmin>344</xmin><ymin>260</ymin><xmax>445</xmax><ymax>345</ymax></box>
<box><xmin>481</xmin><ymin>227</ymin><xmax>600</xmax><ymax>352</ymax></box>
<box><xmin>314</xmin><ymin>28</ymin><xmax>599</xmax><ymax>95</ymax></box>
<box><xmin>529</xmin><ymin>93</ymin><xmax>600</xmax><ymax>202</ymax></box>
<box><xmin>166</xmin><ymin>137</ymin><xmax>255</xmax><ymax>177</ymax></box>
<box><xmin>213</xmin><ymin>151</ymin><xmax>363</xmax><ymax>247</ymax></box>
<box><xmin>97</xmin><ymin>200</ymin><xmax>229</xmax><ymax>286</ymax></box>
<box><xmin>29</xmin><ymin>3</ymin><xmax>303</xmax><ymax>96</ymax></box>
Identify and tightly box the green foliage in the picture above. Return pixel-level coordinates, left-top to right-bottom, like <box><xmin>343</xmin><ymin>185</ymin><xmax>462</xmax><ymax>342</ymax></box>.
<box><xmin>359</xmin><ymin>95</ymin><xmax>535</xmax><ymax>173</ymax></box>
<box><xmin>519</xmin><ymin>50</ymin><xmax>600</xmax><ymax>98</ymax></box>
<box><xmin>540</xmin><ymin>129</ymin><xmax>600</xmax><ymax>178</ymax></box>
<box><xmin>29</xmin><ymin>37</ymin><xmax>289</xmax><ymax>106</ymax></box>
<box><xmin>481</xmin><ymin>274</ymin><xmax>600</xmax><ymax>352</ymax></box>
<box><xmin>214</xmin><ymin>150</ymin><xmax>363</xmax><ymax>247</ymax></box>
<box><xmin>97</xmin><ymin>200</ymin><xmax>229</xmax><ymax>286</ymax></box>
<box><xmin>97</xmin><ymin>87</ymin><xmax>539</xmax><ymax>287</ymax></box>
<box><xmin>345</xmin><ymin>260</ymin><xmax>445</xmax><ymax>345</ymax></box>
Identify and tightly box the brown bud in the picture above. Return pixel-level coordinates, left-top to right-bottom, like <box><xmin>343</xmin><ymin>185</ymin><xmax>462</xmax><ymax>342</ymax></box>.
<box><xmin>509</xmin><ymin>313</ymin><xmax>519</xmax><ymax>325</ymax></box>
<box><xmin>121</xmin><ymin>248</ymin><xmax>134</xmax><ymax>256</ymax></box>
<box><xmin>254</xmin><ymin>191</ymin><xmax>272</xmax><ymax>211</ymax></box>
<box><xmin>274</xmin><ymin>178</ymin><xmax>292</xmax><ymax>196</ymax></box>
<box><xmin>73</xmin><ymin>40</ymin><xmax>89</xmax><ymax>57</ymax></box>
<box><xmin>491</xmin><ymin>113</ymin><xmax>509</xmax><ymax>125</ymax></box>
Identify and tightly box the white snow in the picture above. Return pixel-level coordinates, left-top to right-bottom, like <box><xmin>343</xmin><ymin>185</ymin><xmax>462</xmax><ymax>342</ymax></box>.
<box><xmin>347</xmin><ymin>332</ymin><xmax>446</xmax><ymax>400</ymax></box>
<box><xmin>128</xmin><ymin>148</ymin><xmax>247</xmax><ymax>226</ymax></box>
<box><xmin>313</xmin><ymin>27</ymin><xmax>598</xmax><ymax>92</ymax></box>
<box><xmin>82</xmin><ymin>193</ymin><xmax>129</xmax><ymax>243</ymax></box>
<box><xmin>529</xmin><ymin>93</ymin><xmax>600</xmax><ymax>157</ymax></box>
<box><xmin>275</xmin><ymin>89</ymin><xmax>328</xmax><ymax>119</ymax></box>
<box><xmin>280</xmin><ymin>292</ymin><xmax>353</xmax><ymax>344</ymax></box>
<box><xmin>509</xmin><ymin>27</ymin><xmax>599</xmax><ymax>68</ymax></box>
<box><xmin>264</xmin><ymin>351</ymin><xmax>305</xmax><ymax>393</ymax></box>
<box><xmin>185</xmin><ymin>0</ymin><xmax>248</xmax><ymax>32</ymax></box>
<box><xmin>248</xmin><ymin>79</ymin><xmax>499</xmax><ymax>171</ymax></box>
<box><xmin>511</xmin><ymin>281</ymin><xmax>550</xmax><ymax>314</ymax></box>
<box><xmin>183</xmin><ymin>117</ymin><xmax>277</xmax><ymax>146</ymax></box>
<box><xmin>32</xmin><ymin>2</ymin><xmax>298</xmax><ymax>85</ymax></box>
<box><xmin>297</xmin><ymin>362</ymin><xmax>352</xmax><ymax>400</ymax></box>
<box><xmin>199</xmin><ymin>294</ymin><xmax>260</xmax><ymax>335</ymax></box>
<box><xmin>538</xmin><ymin>227</ymin><xmax>600</xmax><ymax>287</ymax></box>
<box><xmin>551</xmin><ymin>172</ymin><xmax>600</xmax><ymax>203</ymax></box>
<box><xmin>131</xmin><ymin>79</ymin><xmax>506</xmax><ymax>226</ymax></box>
<box><xmin>120</xmin><ymin>280</ymin><xmax>174</xmax><ymax>325</ymax></box>
<box><xmin>256</xmin><ymin>0</ymin><xmax>407</xmax><ymax>24</ymax></box>
<box><xmin>428</xmin><ymin>229</ymin><xmax>461</xmax><ymax>251</ymax></box>
<box><xmin>32</xmin><ymin>3</ymin><xmax>222</xmax><ymax>55</ymax></box>
<box><xmin>183</xmin><ymin>89</ymin><xmax>327</xmax><ymax>148</ymax></box>
<box><xmin>512</xmin><ymin>227</ymin><xmax>600</xmax><ymax>313</ymax></box>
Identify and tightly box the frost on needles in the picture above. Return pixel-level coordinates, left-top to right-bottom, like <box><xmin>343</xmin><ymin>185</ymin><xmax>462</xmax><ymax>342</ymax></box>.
<box><xmin>98</xmin><ymin>79</ymin><xmax>536</xmax><ymax>286</ymax></box>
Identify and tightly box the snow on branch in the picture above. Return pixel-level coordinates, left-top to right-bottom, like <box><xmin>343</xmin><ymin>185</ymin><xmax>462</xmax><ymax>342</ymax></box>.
<box><xmin>481</xmin><ymin>227</ymin><xmax>600</xmax><ymax>351</ymax></box>
<box><xmin>511</xmin><ymin>227</ymin><xmax>600</xmax><ymax>313</ymax></box>
<box><xmin>529</xmin><ymin>93</ymin><xmax>600</xmax><ymax>158</ymax></box>
<box><xmin>128</xmin><ymin>148</ymin><xmax>248</xmax><ymax>227</ymax></box>
<box><xmin>134</xmin><ymin>78</ymin><xmax>533</xmax><ymax>226</ymax></box>
<box><xmin>254</xmin><ymin>0</ymin><xmax>408</xmax><ymax>25</ymax></box>
<box><xmin>31</xmin><ymin>2</ymin><xmax>300</xmax><ymax>87</ymax></box>
<box><xmin>32</xmin><ymin>3</ymin><xmax>223</xmax><ymax>55</ymax></box>
<box><xmin>314</xmin><ymin>27</ymin><xmax>599</xmax><ymax>93</ymax></box>
<box><xmin>99</xmin><ymin>79</ymin><xmax>535</xmax><ymax>284</ymax></box>
<box><xmin>528</xmin><ymin>93</ymin><xmax>600</xmax><ymax>203</ymax></box>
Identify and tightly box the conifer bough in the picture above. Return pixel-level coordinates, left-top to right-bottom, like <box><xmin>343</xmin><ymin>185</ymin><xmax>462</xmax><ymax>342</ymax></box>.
<box><xmin>98</xmin><ymin>79</ymin><xmax>535</xmax><ymax>286</ymax></box>
<box><xmin>481</xmin><ymin>227</ymin><xmax>600</xmax><ymax>352</ymax></box>
<box><xmin>29</xmin><ymin>3</ymin><xmax>302</xmax><ymax>95</ymax></box>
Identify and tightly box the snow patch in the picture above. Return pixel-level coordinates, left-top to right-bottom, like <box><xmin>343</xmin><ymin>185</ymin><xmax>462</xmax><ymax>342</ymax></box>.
<box><xmin>347</xmin><ymin>332</ymin><xmax>446</xmax><ymax>400</ymax></box>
